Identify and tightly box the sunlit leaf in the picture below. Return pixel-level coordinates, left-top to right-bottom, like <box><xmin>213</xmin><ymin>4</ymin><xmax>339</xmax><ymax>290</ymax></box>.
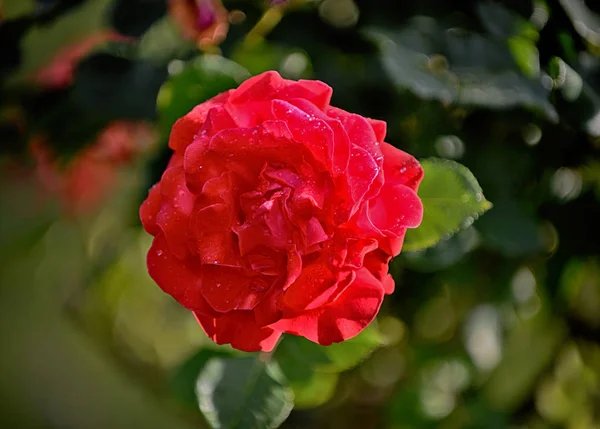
<box><xmin>404</xmin><ymin>158</ymin><xmax>492</xmax><ymax>252</ymax></box>
<box><xmin>196</xmin><ymin>356</ymin><xmax>294</xmax><ymax>429</ymax></box>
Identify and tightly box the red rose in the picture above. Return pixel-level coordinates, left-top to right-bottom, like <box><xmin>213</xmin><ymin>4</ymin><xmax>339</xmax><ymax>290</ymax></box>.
<box><xmin>140</xmin><ymin>71</ymin><xmax>423</xmax><ymax>352</ymax></box>
<box><xmin>33</xmin><ymin>31</ymin><xmax>129</xmax><ymax>89</ymax></box>
<box><xmin>30</xmin><ymin>121</ymin><xmax>155</xmax><ymax>215</ymax></box>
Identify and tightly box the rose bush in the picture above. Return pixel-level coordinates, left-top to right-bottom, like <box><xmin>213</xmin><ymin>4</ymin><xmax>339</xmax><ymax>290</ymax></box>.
<box><xmin>140</xmin><ymin>71</ymin><xmax>423</xmax><ymax>351</ymax></box>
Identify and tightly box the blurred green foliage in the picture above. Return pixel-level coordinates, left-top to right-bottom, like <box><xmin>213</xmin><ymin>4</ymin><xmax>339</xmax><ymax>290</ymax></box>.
<box><xmin>2</xmin><ymin>0</ymin><xmax>600</xmax><ymax>428</ymax></box>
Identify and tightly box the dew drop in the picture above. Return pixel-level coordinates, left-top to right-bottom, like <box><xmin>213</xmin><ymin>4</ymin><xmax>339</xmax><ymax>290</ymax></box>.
<box><xmin>156</xmin><ymin>250</ymin><xmax>163</xmax><ymax>256</ymax></box>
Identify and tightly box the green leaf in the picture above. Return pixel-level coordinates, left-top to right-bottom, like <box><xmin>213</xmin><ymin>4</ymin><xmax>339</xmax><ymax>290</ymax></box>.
<box><xmin>367</xmin><ymin>18</ymin><xmax>557</xmax><ymax>121</ymax></box>
<box><xmin>170</xmin><ymin>348</ymin><xmax>235</xmax><ymax>410</ymax></box>
<box><xmin>401</xmin><ymin>226</ymin><xmax>480</xmax><ymax>272</ymax></box>
<box><xmin>286</xmin><ymin>371</ymin><xmax>338</xmax><ymax>409</ymax></box>
<box><xmin>404</xmin><ymin>158</ymin><xmax>492</xmax><ymax>252</ymax></box>
<box><xmin>275</xmin><ymin>323</ymin><xmax>385</xmax><ymax>374</ymax></box>
<box><xmin>320</xmin><ymin>323</ymin><xmax>387</xmax><ymax>372</ymax></box>
<box><xmin>274</xmin><ymin>324</ymin><xmax>385</xmax><ymax>409</ymax></box>
<box><xmin>196</xmin><ymin>356</ymin><xmax>294</xmax><ymax>429</ymax></box>
<box><xmin>135</xmin><ymin>16</ymin><xmax>196</xmax><ymax>63</ymax></box>
<box><xmin>157</xmin><ymin>55</ymin><xmax>250</xmax><ymax>141</ymax></box>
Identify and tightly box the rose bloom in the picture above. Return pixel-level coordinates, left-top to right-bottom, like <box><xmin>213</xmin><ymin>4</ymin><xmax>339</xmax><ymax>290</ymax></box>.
<box><xmin>30</xmin><ymin>122</ymin><xmax>155</xmax><ymax>216</ymax></box>
<box><xmin>168</xmin><ymin>0</ymin><xmax>229</xmax><ymax>47</ymax></box>
<box><xmin>33</xmin><ymin>31</ymin><xmax>127</xmax><ymax>89</ymax></box>
<box><xmin>140</xmin><ymin>71</ymin><xmax>423</xmax><ymax>352</ymax></box>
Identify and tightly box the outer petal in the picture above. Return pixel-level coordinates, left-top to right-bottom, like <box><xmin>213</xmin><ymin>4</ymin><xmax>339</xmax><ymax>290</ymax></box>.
<box><xmin>155</xmin><ymin>166</ymin><xmax>196</xmax><ymax>259</ymax></box>
<box><xmin>168</xmin><ymin>91</ymin><xmax>231</xmax><ymax>152</ymax></box>
<box><xmin>228</xmin><ymin>71</ymin><xmax>332</xmax><ymax>110</ymax></box>
<box><xmin>367</xmin><ymin>119</ymin><xmax>387</xmax><ymax>143</ymax></box>
<box><xmin>363</xmin><ymin>249</ymin><xmax>395</xmax><ymax>294</ymax></box>
<box><xmin>271</xmin><ymin>268</ymin><xmax>385</xmax><ymax>345</ymax></box>
<box><xmin>140</xmin><ymin>183</ymin><xmax>162</xmax><ymax>235</ymax></box>
<box><xmin>381</xmin><ymin>142</ymin><xmax>424</xmax><ymax>192</ymax></box>
<box><xmin>147</xmin><ymin>234</ymin><xmax>214</xmax><ymax>314</ymax></box>
<box><xmin>368</xmin><ymin>183</ymin><xmax>423</xmax><ymax>232</ymax></box>
<box><xmin>194</xmin><ymin>310</ymin><xmax>282</xmax><ymax>352</ymax></box>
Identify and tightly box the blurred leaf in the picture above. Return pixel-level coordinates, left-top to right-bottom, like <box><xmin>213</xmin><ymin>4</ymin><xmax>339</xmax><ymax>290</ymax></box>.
<box><xmin>476</xmin><ymin>1</ymin><xmax>539</xmax><ymax>41</ymax></box>
<box><xmin>549</xmin><ymin>56</ymin><xmax>600</xmax><ymax>136</ymax></box>
<box><xmin>484</xmin><ymin>318</ymin><xmax>567</xmax><ymax>412</ymax></box>
<box><xmin>559</xmin><ymin>0</ymin><xmax>600</xmax><ymax>47</ymax></box>
<box><xmin>402</xmin><ymin>226</ymin><xmax>480</xmax><ymax>272</ymax></box>
<box><xmin>170</xmin><ymin>348</ymin><xmax>235</xmax><ymax>409</ymax></box>
<box><xmin>157</xmin><ymin>55</ymin><xmax>250</xmax><ymax>141</ymax></box>
<box><xmin>231</xmin><ymin>41</ymin><xmax>289</xmax><ymax>76</ymax></box>
<box><xmin>476</xmin><ymin>199</ymin><xmax>545</xmax><ymax>257</ymax></box>
<box><xmin>275</xmin><ymin>336</ymin><xmax>336</xmax><ymax>408</ymax></box>
<box><xmin>276</xmin><ymin>323</ymin><xmax>385</xmax><ymax>375</ymax></box>
<box><xmin>404</xmin><ymin>158</ymin><xmax>492</xmax><ymax>252</ymax></box>
<box><xmin>508</xmin><ymin>36</ymin><xmax>540</xmax><ymax>77</ymax></box>
<box><xmin>287</xmin><ymin>371</ymin><xmax>338</xmax><ymax>409</ymax></box>
<box><xmin>135</xmin><ymin>16</ymin><xmax>196</xmax><ymax>63</ymax></box>
<box><xmin>2</xmin><ymin>0</ymin><xmax>36</xmax><ymax>20</ymax></box>
<box><xmin>559</xmin><ymin>258</ymin><xmax>600</xmax><ymax>329</ymax></box>
<box><xmin>231</xmin><ymin>40</ymin><xmax>312</xmax><ymax>79</ymax></box>
<box><xmin>196</xmin><ymin>356</ymin><xmax>294</xmax><ymax>429</ymax></box>
<box><xmin>274</xmin><ymin>325</ymin><xmax>384</xmax><ymax>409</ymax></box>
<box><xmin>319</xmin><ymin>322</ymin><xmax>386</xmax><ymax>372</ymax></box>
<box><xmin>275</xmin><ymin>335</ymin><xmax>333</xmax><ymax>370</ymax></box>
<box><xmin>7</xmin><ymin>0</ymin><xmax>112</xmax><ymax>82</ymax></box>
<box><xmin>368</xmin><ymin>18</ymin><xmax>557</xmax><ymax>121</ymax></box>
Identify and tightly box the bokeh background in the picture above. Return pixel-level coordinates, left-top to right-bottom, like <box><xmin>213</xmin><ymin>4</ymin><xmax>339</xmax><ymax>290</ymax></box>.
<box><xmin>1</xmin><ymin>0</ymin><xmax>600</xmax><ymax>428</ymax></box>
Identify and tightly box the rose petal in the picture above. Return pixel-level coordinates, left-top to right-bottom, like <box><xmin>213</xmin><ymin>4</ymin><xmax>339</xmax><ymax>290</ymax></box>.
<box><xmin>200</xmin><ymin>265</ymin><xmax>272</xmax><ymax>312</ymax></box>
<box><xmin>346</xmin><ymin>145</ymin><xmax>379</xmax><ymax>212</ymax></box>
<box><xmin>228</xmin><ymin>71</ymin><xmax>332</xmax><ymax>110</ymax></box>
<box><xmin>155</xmin><ymin>166</ymin><xmax>196</xmax><ymax>259</ymax></box>
<box><xmin>369</xmin><ymin>183</ymin><xmax>423</xmax><ymax>232</ymax></box>
<box><xmin>367</xmin><ymin>119</ymin><xmax>387</xmax><ymax>143</ymax></box>
<box><xmin>272</xmin><ymin>100</ymin><xmax>334</xmax><ymax>169</ymax></box>
<box><xmin>140</xmin><ymin>183</ymin><xmax>162</xmax><ymax>235</ymax></box>
<box><xmin>147</xmin><ymin>234</ymin><xmax>214</xmax><ymax>313</ymax></box>
<box><xmin>363</xmin><ymin>249</ymin><xmax>394</xmax><ymax>294</ymax></box>
<box><xmin>272</xmin><ymin>267</ymin><xmax>385</xmax><ymax>345</ymax></box>
<box><xmin>381</xmin><ymin>142</ymin><xmax>424</xmax><ymax>192</ymax></box>
<box><xmin>281</xmin><ymin>258</ymin><xmax>337</xmax><ymax>312</ymax></box>
<box><xmin>169</xmin><ymin>91</ymin><xmax>231</xmax><ymax>152</ymax></box>
<box><xmin>197</xmin><ymin>231</ymin><xmax>240</xmax><ymax>266</ymax></box>
<box><xmin>194</xmin><ymin>310</ymin><xmax>281</xmax><ymax>352</ymax></box>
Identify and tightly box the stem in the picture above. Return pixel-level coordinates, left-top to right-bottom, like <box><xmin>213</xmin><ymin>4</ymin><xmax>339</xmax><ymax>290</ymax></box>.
<box><xmin>243</xmin><ymin>6</ymin><xmax>284</xmax><ymax>48</ymax></box>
